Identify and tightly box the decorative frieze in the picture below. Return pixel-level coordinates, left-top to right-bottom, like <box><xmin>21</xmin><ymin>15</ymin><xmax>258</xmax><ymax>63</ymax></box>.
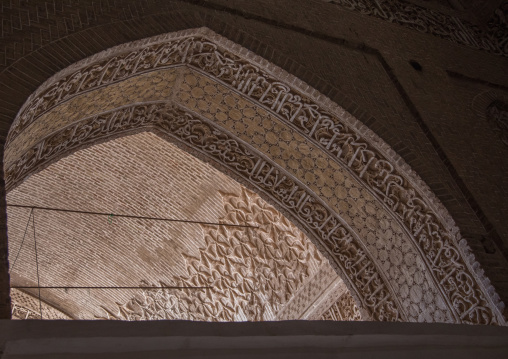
<box><xmin>10</xmin><ymin>102</ymin><xmax>401</xmax><ymax>321</ymax></box>
<box><xmin>12</xmin><ymin>304</ymin><xmax>41</xmax><ymax>320</ymax></box>
<box><xmin>100</xmin><ymin>189</ymin><xmax>325</xmax><ymax>321</ymax></box>
<box><xmin>11</xmin><ymin>289</ymin><xmax>70</xmax><ymax>320</ymax></box>
<box><xmin>323</xmin><ymin>0</ymin><xmax>508</xmax><ymax>57</ymax></box>
<box><xmin>6</xmin><ymin>29</ymin><xmax>504</xmax><ymax>325</ymax></box>
<box><xmin>277</xmin><ymin>264</ymin><xmax>340</xmax><ymax>320</ymax></box>
<box><xmin>321</xmin><ymin>291</ymin><xmax>362</xmax><ymax>321</ymax></box>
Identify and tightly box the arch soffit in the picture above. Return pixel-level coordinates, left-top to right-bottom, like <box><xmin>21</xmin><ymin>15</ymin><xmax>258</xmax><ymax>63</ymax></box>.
<box><xmin>4</xmin><ymin>27</ymin><xmax>505</xmax><ymax>325</ymax></box>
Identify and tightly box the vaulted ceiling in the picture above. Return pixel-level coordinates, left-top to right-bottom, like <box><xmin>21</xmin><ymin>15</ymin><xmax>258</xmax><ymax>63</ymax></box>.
<box><xmin>7</xmin><ymin>132</ymin><xmax>355</xmax><ymax>321</ymax></box>
<box><xmin>3</xmin><ymin>26</ymin><xmax>505</xmax><ymax>325</ymax></box>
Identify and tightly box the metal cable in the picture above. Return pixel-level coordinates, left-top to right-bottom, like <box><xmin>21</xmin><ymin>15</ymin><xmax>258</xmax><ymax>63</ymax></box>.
<box><xmin>9</xmin><ymin>208</ymin><xmax>33</xmax><ymax>273</ymax></box>
<box><xmin>32</xmin><ymin>210</ymin><xmax>43</xmax><ymax>319</ymax></box>
<box><xmin>13</xmin><ymin>286</ymin><xmax>210</xmax><ymax>290</ymax></box>
<box><xmin>8</xmin><ymin>204</ymin><xmax>258</xmax><ymax>228</ymax></box>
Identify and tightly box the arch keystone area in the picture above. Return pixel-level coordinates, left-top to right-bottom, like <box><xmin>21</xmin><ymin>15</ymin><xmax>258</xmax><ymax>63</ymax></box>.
<box><xmin>4</xmin><ymin>27</ymin><xmax>506</xmax><ymax>325</ymax></box>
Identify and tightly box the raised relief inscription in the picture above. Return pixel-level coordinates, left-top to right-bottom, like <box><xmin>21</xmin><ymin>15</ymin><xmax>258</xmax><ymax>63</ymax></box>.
<box><xmin>7</xmin><ymin>30</ymin><xmax>504</xmax><ymax>324</ymax></box>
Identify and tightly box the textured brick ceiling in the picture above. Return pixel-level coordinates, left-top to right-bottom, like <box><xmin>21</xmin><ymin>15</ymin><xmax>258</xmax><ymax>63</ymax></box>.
<box><xmin>7</xmin><ymin>131</ymin><xmax>342</xmax><ymax>320</ymax></box>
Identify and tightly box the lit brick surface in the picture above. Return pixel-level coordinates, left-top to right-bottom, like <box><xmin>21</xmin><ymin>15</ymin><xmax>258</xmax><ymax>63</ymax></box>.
<box><xmin>7</xmin><ymin>132</ymin><xmax>338</xmax><ymax>319</ymax></box>
<box><xmin>0</xmin><ymin>0</ymin><xmax>507</xmax><ymax>319</ymax></box>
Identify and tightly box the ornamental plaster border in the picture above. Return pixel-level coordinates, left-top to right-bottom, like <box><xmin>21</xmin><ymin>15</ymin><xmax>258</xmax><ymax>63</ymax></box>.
<box><xmin>4</xmin><ymin>27</ymin><xmax>465</xmax><ymax>234</ymax></box>
<box><xmin>9</xmin><ymin>101</ymin><xmax>402</xmax><ymax>321</ymax></box>
<box><xmin>152</xmin><ymin>108</ymin><xmax>397</xmax><ymax>322</ymax></box>
<box><xmin>5</xmin><ymin>27</ymin><xmax>505</xmax><ymax>324</ymax></box>
<box><xmin>5</xmin><ymin>27</ymin><xmax>464</xmax><ymax>234</ymax></box>
<box><xmin>11</xmin><ymin>289</ymin><xmax>71</xmax><ymax>320</ymax></box>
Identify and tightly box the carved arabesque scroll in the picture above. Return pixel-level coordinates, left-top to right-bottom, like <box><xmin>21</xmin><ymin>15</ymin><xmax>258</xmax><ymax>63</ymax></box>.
<box><xmin>323</xmin><ymin>0</ymin><xmax>508</xmax><ymax>57</ymax></box>
<box><xmin>6</xmin><ymin>29</ymin><xmax>505</xmax><ymax>325</ymax></box>
<box><xmin>99</xmin><ymin>189</ymin><xmax>326</xmax><ymax>321</ymax></box>
<box><xmin>320</xmin><ymin>291</ymin><xmax>362</xmax><ymax>321</ymax></box>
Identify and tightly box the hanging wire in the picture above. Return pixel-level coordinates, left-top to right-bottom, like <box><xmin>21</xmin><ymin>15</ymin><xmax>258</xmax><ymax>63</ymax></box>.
<box><xmin>8</xmin><ymin>204</ymin><xmax>258</xmax><ymax>228</ymax></box>
<box><xmin>32</xmin><ymin>209</ymin><xmax>43</xmax><ymax>319</ymax></box>
<box><xmin>9</xmin><ymin>208</ymin><xmax>33</xmax><ymax>273</ymax></box>
<box><xmin>12</xmin><ymin>286</ymin><xmax>211</xmax><ymax>290</ymax></box>
<box><xmin>9</xmin><ymin>205</ymin><xmax>218</xmax><ymax>316</ymax></box>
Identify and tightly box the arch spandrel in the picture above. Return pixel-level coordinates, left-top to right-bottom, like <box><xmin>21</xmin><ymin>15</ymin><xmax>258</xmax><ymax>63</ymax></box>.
<box><xmin>4</xmin><ymin>28</ymin><xmax>505</xmax><ymax>325</ymax></box>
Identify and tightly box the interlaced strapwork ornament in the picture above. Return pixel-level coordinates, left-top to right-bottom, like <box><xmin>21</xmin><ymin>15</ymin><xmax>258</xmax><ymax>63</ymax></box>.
<box><xmin>99</xmin><ymin>189</ymin><xmax>324</xmax><ymax>321</ymax></box>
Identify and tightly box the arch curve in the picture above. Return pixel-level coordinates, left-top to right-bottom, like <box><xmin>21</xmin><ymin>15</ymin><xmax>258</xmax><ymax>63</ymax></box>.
<box><xmin>4</xmin><ymin>28</ymin><xmax>505</xmax><ymax>325</ymax></box>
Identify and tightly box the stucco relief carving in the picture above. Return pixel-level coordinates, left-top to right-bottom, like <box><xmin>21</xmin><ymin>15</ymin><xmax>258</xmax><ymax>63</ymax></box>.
<box><xmin>8</xmin><ymin>102</ymin><xmax>401</xmax><ymax>321</ymax></box>
<box><xmin>323</xmin><ymin>0</ymin><xmax>508</xmax><ymax>56</ymax></box>
<box><xmin>12</xmin><ymin>304</ymin><xmax>40</xmax><ymax>320</ymax></box>
<box><xmin>321</xmin><ymin>291</ymin><xmax>362</xmax><ymax>321</ymax></box>
<box><xmin>306</xmin><ymin>279</ymin><xmax>352</xmax><ymax>320</ymax></box>
<box><xmin>99</xmin><ymin>189</ymin><xmax>326</xmax><ymax>321</ymax></box>
<box><xmin>277</xmin><ymin>265</ymin><xmax>339</xmax><ymax>320</ymax></box>
<box><xmin>488</xmin><ymin>1</ymin><xmax>508</xmax><ymax>54</ymax></box>
<box><xmin>6</xmin><ymin>29</ymin><xmax>505</xmax><ymax>324</ymax></box>
<box><xmin>11</xmin><ymin>289</ymin><xmax>70</xmax><ymax>320</ymax></box>
<box><xmin>486</xmin><ymin>101</ymin><xmax>508</xmax><ymax>146</ymax></box>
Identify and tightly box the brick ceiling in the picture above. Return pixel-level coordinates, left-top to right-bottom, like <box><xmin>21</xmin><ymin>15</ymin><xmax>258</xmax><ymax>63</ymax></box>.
<box><xmin>7</xmin><ymin>131</ymin><xmax>342</xmax><ymax>320</ymax></box>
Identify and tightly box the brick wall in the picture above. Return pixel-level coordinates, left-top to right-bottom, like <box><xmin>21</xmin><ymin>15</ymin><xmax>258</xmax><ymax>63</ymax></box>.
<box><xmin>0</xmin><ymin>0</ymin><xmax>507</xmax><ymax>319</ymax></box>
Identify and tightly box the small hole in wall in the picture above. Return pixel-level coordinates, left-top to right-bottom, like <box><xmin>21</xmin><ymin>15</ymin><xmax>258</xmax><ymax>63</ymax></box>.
<box><xmin>481</xmin><ymin>235</ymin><xmax>497</xmax><ymax>254</ymax></box>
<box><xmin>409</xmin><ymin>60</ymin><xmax>422</xmax><ymax>71</ymax></box>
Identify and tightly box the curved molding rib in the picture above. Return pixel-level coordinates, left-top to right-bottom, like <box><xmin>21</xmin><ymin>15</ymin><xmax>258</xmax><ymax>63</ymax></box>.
<box><xmin>5</xmin><ymin>28</ymin><xmax>505</xmax><ymax>325</ymax></box>
<box><xmin>8</xmin><ymin>102</ymin><xmax>401</xmax><ymax>321</ymax></box>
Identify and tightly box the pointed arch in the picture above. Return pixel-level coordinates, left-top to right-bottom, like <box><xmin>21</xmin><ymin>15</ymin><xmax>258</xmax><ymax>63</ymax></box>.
<box><xmin>4</xmin><ymin>28</ymin><xmax>505</xmax><ymax>324</ymax></box>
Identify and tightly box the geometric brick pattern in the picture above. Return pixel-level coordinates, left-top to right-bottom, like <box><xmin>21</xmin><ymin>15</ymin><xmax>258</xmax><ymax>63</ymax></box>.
<box><xmin>1</xmin><ymin>0</ymin><xmax>507</xmax><ymax>322</ymax></box>
<box><xmin>0</xmin><ymin>0</ymin><xmax>154</xmax><ymax>71</ymax></box>
<box><xmin>10</xmin><ymin>289</ymin><xmax>70</xmax><ymax>320</ymax></box>
<box><xmin>4</xmin><ymin>29</ymin><xmax>504</xmax><ymax>324</ymax></box>
<box><xmin>7</xmin><ymin>132</ymin><xmax>344</xmax><ymax>321</ymax></box>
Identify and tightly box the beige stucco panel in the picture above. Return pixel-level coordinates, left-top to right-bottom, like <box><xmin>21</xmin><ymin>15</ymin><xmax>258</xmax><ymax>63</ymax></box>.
<box><xmin>5</xmin><ymin>65</ymin><xmax>454</xmax><ymax>322</ymax></box>
<box><xmin>7</xmin><ymin>131</ymin><xmax>336</xmax><ymax>320</ymax></box>
<box><xmin>175</xmin><ymin>68</ymin><xmax>453</xmax><ymax>323</ymax></box>
<box><xmin>5</xmin><ymin>69</ymin><xmax>180</xmax><ymax>167</ymax></box>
